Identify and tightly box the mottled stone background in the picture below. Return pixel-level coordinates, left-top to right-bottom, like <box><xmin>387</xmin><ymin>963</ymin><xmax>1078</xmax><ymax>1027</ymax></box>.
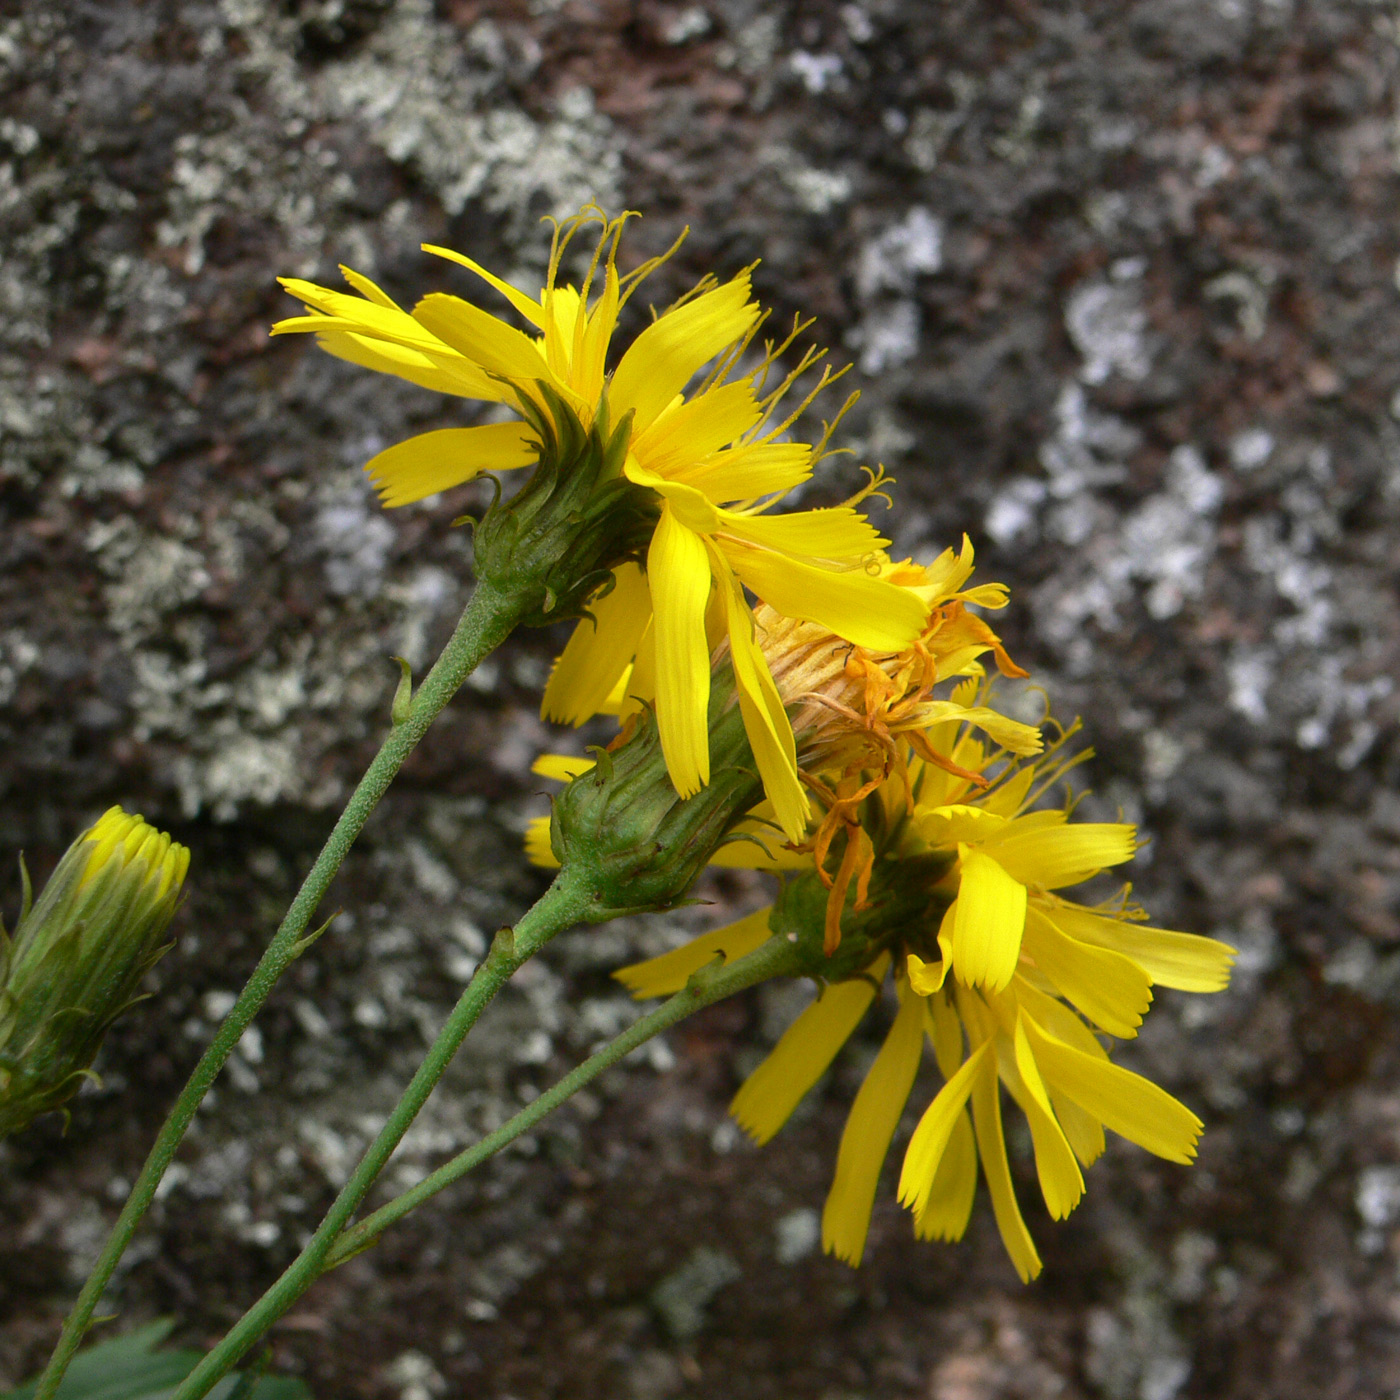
<box><xmin>3</xmin><ymin>1</ymin><xmax>1400</xmax><ymax>1396</ymax></box>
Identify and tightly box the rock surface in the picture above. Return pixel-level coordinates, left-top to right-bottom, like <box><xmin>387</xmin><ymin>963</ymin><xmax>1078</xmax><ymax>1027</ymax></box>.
<box><xmin>3</xmin><ymin>2</ymin><xmax>1400</xmax><ymax>1397</ymax></box>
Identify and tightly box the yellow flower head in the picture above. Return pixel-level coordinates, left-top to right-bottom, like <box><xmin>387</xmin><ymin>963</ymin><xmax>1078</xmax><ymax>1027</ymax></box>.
<box><xmin>276</xmin><ymin>205</ymin><xmax>809</xmax><ymax>506</ymax></box>
<box><xmin>275</xmin><ymin>207</ymin><xmax>929</xmax><ymax>822</ymax></box>
<box><xmin>611</xmin><ymin>710</ymin><xmax>1234</xmax><ymax>1278</ymax></box>
<box><xmin>80</xmin><ymin>806</ymin><xmax>190</xmax><ymax>903</ymax></box>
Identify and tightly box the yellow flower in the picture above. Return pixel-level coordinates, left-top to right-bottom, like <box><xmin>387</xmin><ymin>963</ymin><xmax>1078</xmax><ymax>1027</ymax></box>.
<box><xmin>544</xmin><ymin>537</ymin><xmax>1034</xmax><ymax>850</ymax></box>
<box><xmin>611</xmin><ymin>714</ymin><xmax>1234</xmax><ymax>1276</ymax></box>
<box><xmin>273</xmin><ymin>207</ymin><xmax>768</xmax><ymax>504</ymax></box>
<box><xmin>895</xmin><ymin>971</ymin><xmax>1205</xmax><ymax>1282</ymax></box>
<box><xmin>275</xmin><ymin>206</ymin><xmax>928</xmax><ymax>825</ymax></box>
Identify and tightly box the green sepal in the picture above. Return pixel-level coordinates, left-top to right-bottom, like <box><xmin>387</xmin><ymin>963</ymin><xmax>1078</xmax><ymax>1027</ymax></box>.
<box><xmin>471</xmin><ymin>387</ymin><xmax>660</xmax><ymax>629</ymax></box>
<box><xmin>288</xmin><ymin>912</ymin><xmax>338</xmax><ymax>961</ymax></box>
<box><xmin>767</xmin><ymin>849</ymin><xmax>958</xmax><ymax>986</ymax></box>
<box><xmin>548</xmin><ymin>669</ymin><xmax>766</xmax><ymax>921</ymax></box>
<box><xmin>0</xmin><ymin>831</ymin><xmax>186</xmax><ymax>1138</ymax></box>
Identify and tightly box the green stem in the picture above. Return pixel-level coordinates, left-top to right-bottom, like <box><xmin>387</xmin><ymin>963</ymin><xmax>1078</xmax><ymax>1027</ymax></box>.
<box><xmin>35</xmin><ymin>580</ymin><xmax>523</xmax><ymax>1400</ymax></box>
<box><xmin>324</xmin><ymin>931</ymin><xmax>804</xmax><ymax>1270</ymax></box>
<box><xmin>169</xmin><ymin>870</ymin><xmax>596</xmax><ymax>1400</ymax></box>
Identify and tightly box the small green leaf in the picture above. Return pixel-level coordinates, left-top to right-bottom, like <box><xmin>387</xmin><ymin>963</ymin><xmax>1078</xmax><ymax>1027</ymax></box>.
<box><xmin>2</xmin><ymin>1322</ymin><xmax>312</xmax><ymax>1400</ymax></box>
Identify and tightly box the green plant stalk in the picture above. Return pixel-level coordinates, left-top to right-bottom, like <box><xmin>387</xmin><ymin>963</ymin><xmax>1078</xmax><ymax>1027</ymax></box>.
<box><xmin>35</xmin><ymin>578</ymin><xmax>524</xmax><ymax>1400</ymax></box>
<box><xmin>169</xmin><ymin>869</ymin><xmax>599</xmax><ymax>1400</ymax></box>
<box><xmin>323</xmin><ymin>931</ymin><xmax>807</xmax><ymax>1270</ymax></box>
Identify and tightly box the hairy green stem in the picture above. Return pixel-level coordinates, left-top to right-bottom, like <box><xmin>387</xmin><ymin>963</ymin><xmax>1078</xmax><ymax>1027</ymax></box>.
<box><xmin>324</xmin><ymin>931</ymin><xmax>805</xmax><ymax>1269</ymax></box>
<box><xmin>169</xmin><ymin>870</ymin><xmax>597</xmax><ymax>1400</ymax></box>
<box><xmin>35</xmin><ymin>580</ymin><xmax>523</xmax><ymax>1400</ymax></box>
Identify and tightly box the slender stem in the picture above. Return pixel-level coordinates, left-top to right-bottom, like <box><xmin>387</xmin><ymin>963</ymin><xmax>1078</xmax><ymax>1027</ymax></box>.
<box><xmin>324</xmin><ymin>932</ymin><xmax>805</xmax><ymax>1270</ymax></box>
<box><xmin>35</xmin><ymin>580</ymin><xmax>523</xmax><ymax>1400</ymax></box>
<box><xmin>169</xmin><ymin>871</ymin><xmax>597</xmax><ymax>1400</ymax></box>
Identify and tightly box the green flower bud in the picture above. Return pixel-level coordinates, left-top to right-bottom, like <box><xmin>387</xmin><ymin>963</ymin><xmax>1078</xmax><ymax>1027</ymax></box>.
<box><xmin>549</xmin><ymin>668</ymin><xmax>767</xmax><ymax>920</ymax></box>
<box><xmin>471</xmin><ymin>387</ymin><xmax>660</xmax><ymax>628</ymax></box>
<box><xmin>0</xmin><ymin>806</ymin><xmax>189</xmax><ymax>1137</ymax></box>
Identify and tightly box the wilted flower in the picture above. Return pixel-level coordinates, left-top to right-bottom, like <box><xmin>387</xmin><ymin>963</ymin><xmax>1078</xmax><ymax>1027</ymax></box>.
<box><xmin>539</xmin><ymin>537</ymin><xmax>1034</xmax><ymax>852</ymax></box>
<box><xmin>0</xmin><ymin>807</ymin><xmax>189</xmax><ymax>1137</ymax></box>
<box><xmin>612</xmin><ymin>712</ymin><xmax>1233</xmax><ymax>1278</ymax></box>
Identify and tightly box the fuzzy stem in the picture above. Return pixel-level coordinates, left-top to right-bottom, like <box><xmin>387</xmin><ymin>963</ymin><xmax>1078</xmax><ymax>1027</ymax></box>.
<box><xmin>174</xmin><ymin>925</ymin><xmax>802</xmax><ymax>1399</ymax></box>
<box><xmin>35</xmin><ymin>579</ymin><xmax>524</xmax><ymax>1400</ymax></box>
<box><xmin>323</xmin><ymin>931</ymin><xmax>804</xmax><ymax>1269</ymax></box>
<box><xmin>168</xmin><ymin>871</ymin><xmax>599</xmax><ymax>1400</ymax></box>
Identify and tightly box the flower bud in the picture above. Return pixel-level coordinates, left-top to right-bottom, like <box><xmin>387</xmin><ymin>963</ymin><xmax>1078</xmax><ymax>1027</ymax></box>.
<box><xmin>547</xmin><ymin>667</ymin><xmax>768</xmax><ymax>920</ymax></box>
<box><xmin>0</xmin><ymin>807</ymin><xmax>189</xmax><ymax>1136</ymax></box>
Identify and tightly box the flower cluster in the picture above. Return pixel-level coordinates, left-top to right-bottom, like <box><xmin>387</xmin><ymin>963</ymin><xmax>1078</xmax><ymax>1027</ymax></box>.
<box><xmin>281</xmin><ymin>207</ymin><xmax>1232</xmax><ymax>1282</ymax></box>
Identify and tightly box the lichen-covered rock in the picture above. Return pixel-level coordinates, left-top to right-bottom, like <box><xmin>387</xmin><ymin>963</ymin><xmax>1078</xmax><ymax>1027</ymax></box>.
<box><xmin>3</xmin><ymin>2</ymin><xmax>1400</xmax><ymax>1397</ymax></box>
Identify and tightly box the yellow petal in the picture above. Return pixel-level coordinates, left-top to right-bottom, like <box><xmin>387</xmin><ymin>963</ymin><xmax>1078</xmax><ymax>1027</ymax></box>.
<box><xmin>723</xmin><ymin>542</ymin><xmax>928</xmax><ymax>651</ymax></box>
<box><xmin>622</xmin><ymin>462</ymin><xmax>721</xmax><ymax>534</ymax></box>
<box><xmin>541</xmin><ymin>564</ymin><xmax>652</xmax><ymax>727</ymax></box>
<box><xmin>613</xmin><ymin>907</ymin><xmax>773</xmax><ymax>998</ymax></box>
<box><xmin>622</xmin><ymin>616</ymin><xmax>657</xmax><ymax>712</ymax></box>
<box><xmin>916</xmin><ymin>704</ymin><xmax>1044</xmax><ymax>757</ymax></box>
<box><xmin>906</xmin><ymin>951</ymin><xmax>948</xmax><ymax>997</ymax></box>
<box><xmin>730</xmin><ymin>955</ymin><xmax>890</xmax><ymax>1144</ymax></box>
<box><xmin>412</xmin><ymin>293</ymin><xmax>553</xmax><ymax>384</ymax></box>
<box><xmin>574</xmin><ymin>260</ymin><xmax>620</xmax><ymax>407</ymax></box>
<box><xmin>1021</xmin><ymin>1014</ymin><xmax>1203</xmax><ymax>1163</ymax></box>
<box><xmin>707</xmin><ymin>821</ymin><xmax>810</xmax><ymax>870</ymax></box>
<box><xmin>524</xmin><ymin>815</ymin><xmax>559</xmax><ymax>869</ymax></box>
<box><xmin>420</xmin><ymin>244</ymin><xmax>547</xmax><ymax>328</ymax></box>
<box><xmin>1021</xmin><ymin>907</ymin><xmax>1153</xmax><ymax>1039</ymax></box>
<box><xmin>913</xmin><ymin>1108</ymin><xmax>978</xmax><ymax>1242</ymax></box>
<box><xmin>276</xmin><ymin>278</ymin><xmax>446</xmax><ymax>351</ymax></box>
<box><xmin>673</xmin><ymin>442</ymin><xmax>813</xmax><ymax>503</ymax></box>
<box><xmin>311</xmin><ymin>329</ymin><xmax>505</xmax><ymax>399</ymax></box>
<box><xmin>915</xmin><ymin>804</ymin><xmax>1010</xmax><ymax>849</ymax></box>
<box><xmin>822</xmin><ymin>980</ymin><xmax>926</xmax><ymax>1265</ymax></box>
<box><xmin>950</xmin><ymin>847</ymin><xmax>1027</xmax><ymax>991</ymax></box>
<box><xmin>717</xmin><ymin>562</ymin><xmax>808</xmax><ymax>841</ymax></box>
<box><xmin>1046</xmin><ymin>902</ymin><xmax>1236</xmax><ymax>993</ymax></box>
<box><xmin>530</xmin><ymin>753</ymin><xmax>596</xmax><ymax>782</ymax></box>
<box><xmin>975</xmin><ymin>764</ymin><xmax>1037</xmax><ymax>819</ymax></box>
<box><xmin>364</xmin><ymin>423</ymin><xmax>538</xmax><ymax>507</ymax></box>
<box><xmin>918</xmin><ymin>535</ymin><xmax>977</xmax><ymax>598</ymax></box>
<box><xmin>987</xmin><ymin>822</ymin><xmax>1137</xmax><ymax>889</ymax></box>
<box><xmin>647</xmin><ymin>511</ymin><xmax>715</xmax><ymax>796</ymax></box>
<box><xmin>630</xmin><ymin>380</ymin><xmax>763</xmax><ymax>481</ymax></box>
<box><xmin>337</xmin><ymin>265</ymin><xmax>401</xmax><ymax>310</ymax></box>
<box><xmin>970</xmin><ymin>1047</ymin><xmax>1042</xmax><ymax>1282</ymax></box>
<box><xmin>1050</xmin><ymin>1089</ymin><xmax>1106</xmax><ymax>1169</ymax></box>
<box><xmin>718</xmin><ymin>505</ymin><xmax>888</xmax><ymax>559</ymax></box>
<box><xmin>609</xmin><ymin>272</ymin><xmax>759</xmax><ymax>434</ymax></box>
<box><xmin>543</xmin><ymin>285</ymin><xmax>583</xmax><ymax>381</ymax></box>
<box><xmin>1010</xmin><ymin>977</ymin><xmax>1110</xmax><ymax>1061</ymax></box>
<box><xmin>959</xmin><ymin>583</ymin><xmax>1011</xmax><ymax>608</ymax></box>
<box><xmin>898</xmin><ymin>1039</ymin><xmax>992</xmax><ymax>1214</ymax></box>
<box><xmin>923</xmin><ymin>990</ymin><xmax>963</xmax><ymax>1079</ymax></box>
<box><xmin>1011</xmin><ymin>1013</ymin><xmax>1085</xmax><ymax>1220</ymax></box>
